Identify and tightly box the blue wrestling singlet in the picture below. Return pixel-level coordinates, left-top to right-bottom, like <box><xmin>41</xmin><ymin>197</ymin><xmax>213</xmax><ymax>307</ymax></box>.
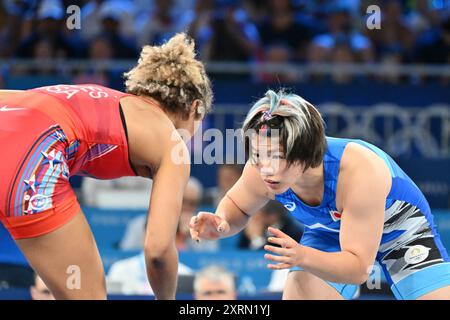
<box><xmin>275</xmin><ymin>137</ymin><xmax>450</xmax><ymax>300</ymax></box>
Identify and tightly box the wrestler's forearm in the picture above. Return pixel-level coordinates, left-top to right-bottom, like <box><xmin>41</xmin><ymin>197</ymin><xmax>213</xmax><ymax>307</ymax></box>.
<box><xmin>145</xmin><ymin>243</ymin><xmax>178</xmax><ymax>300</ymax></box>
<box><xmin>215</xmin><ymin>195</ymin><xmax>250</xmax><ymax>237</ymax></box>
<box><xmin>298</xmin><ymin>246</ymin><xmax>371</xmax><ymax>285</ymax></box>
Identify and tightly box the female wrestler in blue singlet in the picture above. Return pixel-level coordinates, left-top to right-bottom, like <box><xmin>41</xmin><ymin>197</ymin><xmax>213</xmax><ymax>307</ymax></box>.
<box><xmin>189</xmin><ymin>90</ymin><xmax>450</xmax><ymax>300</ymax></box>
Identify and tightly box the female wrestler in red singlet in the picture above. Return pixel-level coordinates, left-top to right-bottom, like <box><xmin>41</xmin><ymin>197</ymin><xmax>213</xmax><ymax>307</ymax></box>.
<box><xmin>0</xmin><ymin>33</ymin><xmax>213</xmax><ymax>300</ymax></box>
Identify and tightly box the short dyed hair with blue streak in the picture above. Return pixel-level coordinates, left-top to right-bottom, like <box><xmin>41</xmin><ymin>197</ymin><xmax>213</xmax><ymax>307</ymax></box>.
<box><xmin>242</xmin><ymin>89</ymin><xmax>327</xmax><ymax>171</ymax></box>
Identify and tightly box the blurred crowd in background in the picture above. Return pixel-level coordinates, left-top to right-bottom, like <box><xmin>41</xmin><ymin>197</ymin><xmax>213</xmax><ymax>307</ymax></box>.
<box><xmin>0</xmin><ymin>0</ymin><xmax>449</xmax><ymax>84</ymax></box>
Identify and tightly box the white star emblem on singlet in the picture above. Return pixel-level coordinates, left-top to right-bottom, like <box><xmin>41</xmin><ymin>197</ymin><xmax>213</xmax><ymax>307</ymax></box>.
<box><xmin>41</xmin><ymin>149</ymin><xmax>62</xmax><ymax>169</ymax></box>
<box><xmin>24</xmin><ymin>175</ymin><xmax>37</xmax><ymax>193</ymax></box>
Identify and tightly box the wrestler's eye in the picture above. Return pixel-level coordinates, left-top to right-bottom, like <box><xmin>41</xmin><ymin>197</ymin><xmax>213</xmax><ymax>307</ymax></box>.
<box><xmin>250</xmin><ymin>152</ymin><xmax>260</xmax><ymax>165</ymax></box>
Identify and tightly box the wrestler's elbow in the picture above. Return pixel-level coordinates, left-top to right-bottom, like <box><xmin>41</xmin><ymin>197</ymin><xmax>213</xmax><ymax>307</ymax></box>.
<box><xmin>346</xmin><ymin>251</ymin><xmax>374</xmax><ymax>285</ymax></box>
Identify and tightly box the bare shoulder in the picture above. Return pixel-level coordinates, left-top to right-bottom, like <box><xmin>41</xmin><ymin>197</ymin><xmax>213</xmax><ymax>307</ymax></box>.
<box><xmin>339</xmin><ymin>142</ymin><xmax>392</xmax><ymax>197</ymax></box>
<box><xmin>341</xmin><ymin>142</ymin><xmax>390</xmax><ymax>173</ymax></box>
<box><xmin>120</xmin><ymin>95</ymin><xmax>174</xmax><ymax>133</ymax></box>
<box><xmin>119</xmin><ymin>95</ymin><xmax>184</xmax><ymax>171</ymax></box>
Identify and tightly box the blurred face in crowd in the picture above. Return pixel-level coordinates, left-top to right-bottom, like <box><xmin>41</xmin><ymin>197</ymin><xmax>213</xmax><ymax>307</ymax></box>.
<box><xmin>30</xmin><ymin>276</ymin><xmax>54</xmax><ymax>300</ymax></box>
<box><xmin>182</xmin><ymin>183</ymin><xmax>201</xmax><ymax>215</ymax></box>
<box><xmin>269</xmin><ymin>0</ymin><xmax>291</xmax><ymax>12</ymax></box>
<box><xmin>328</xmin><ymin>11</ymin><xmax>351</xmax><ymax>33</ymax></box>
<box><xmin>102</xmin><ymin>17</ymin><xmax>120</xmax><ymax>33</ymax></box>
<box><xmin>194</xmin><ymin>277</ymin><xmax>237</xmax><ymax>300</ymax></box>
<box><xmin>195</xmin><ymin>0</ymin><xmax>213</xmax><ymax>12</ymax></box>
<box><xmin>332</xmin><ymin>44</ymin><xmax>354</xmax><ymax>63</ymax></box>
<box><xmin>33</xmin><ymin>39</ymin><xmax>54</xmax><ymax>60</ymax></box>
<box><xmin>218</xmin><ymin>165</ymin><xmax>241</xmax><ymax>194</ymax></box>
<box><xmin>37</xmin><ymin>18</ymin><xmax>61</xmax><ymax>35</ymax></box>
<box><xmin>156</xmin><ymin>0</ymin><xmax>173</xmax><ymax>14</ymax></box>
<box><xmin>89</xmin><ymin>38</ymin><xmax>113</xmax><ymax>60</ymax></box>
<box><xmin>384</xmin><ymin>0</ymin><xmax>402</xmax><ymax>21</ymax></box>
<box><xmin>265</xmin><ymin>45</ymin><xmax>291</xmax><ymax>63</ymax></box>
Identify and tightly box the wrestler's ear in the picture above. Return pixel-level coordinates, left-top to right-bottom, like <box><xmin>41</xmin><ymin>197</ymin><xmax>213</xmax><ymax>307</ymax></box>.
<box><xmin>190</xmin><ymin>99</ymin><xmax>204</xmax><ymax>120</ymax></box>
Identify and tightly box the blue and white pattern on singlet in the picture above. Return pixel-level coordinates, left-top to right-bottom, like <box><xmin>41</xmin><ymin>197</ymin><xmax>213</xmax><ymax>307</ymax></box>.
<box><xmin>275</xmin><ymin>137</ymin><xmax>450</xmax><ymax>300</ymax></box>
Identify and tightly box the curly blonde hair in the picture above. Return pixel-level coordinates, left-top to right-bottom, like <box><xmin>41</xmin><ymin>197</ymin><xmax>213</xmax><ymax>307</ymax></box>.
<box><xmin>124</xmin><ymin>33</ymin><xmax>213</xmax><ymax>119</ymax></box>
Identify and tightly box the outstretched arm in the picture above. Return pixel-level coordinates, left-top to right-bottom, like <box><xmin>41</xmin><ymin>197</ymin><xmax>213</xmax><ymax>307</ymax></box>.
<box><xmin>190</xmin><ymin>161</ymin><xmax>271</xmax><ymax>241</ymax></box>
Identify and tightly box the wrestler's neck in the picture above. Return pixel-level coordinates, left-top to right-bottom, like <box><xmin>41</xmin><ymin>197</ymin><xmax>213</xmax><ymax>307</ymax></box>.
<box><xmin>140</xmin><ymin>94</ymin><xmax>194</xmax><ymax>138</ymax></box>
<box><xmin>292</xmin><ymin>162</ymin><xmax>324</xmax><ymax>202</ymax></box>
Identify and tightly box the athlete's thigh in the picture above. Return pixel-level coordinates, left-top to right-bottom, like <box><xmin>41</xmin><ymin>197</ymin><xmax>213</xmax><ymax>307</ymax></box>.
<box><xmin>283</xmin><ymin>270</ymin><xmax>344</xmax><ymax>300</ymax></box>
<box><xmin>15</xmin><ymin>210</ymin><xmax>106</xmax><ymax>300</ymax></box>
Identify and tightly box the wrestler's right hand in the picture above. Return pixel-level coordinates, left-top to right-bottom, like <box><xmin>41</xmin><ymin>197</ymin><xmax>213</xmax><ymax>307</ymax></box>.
<box><xmin>189</xmin><ymin>211</ymin><xmax>231</xmax><ymax>242</ymax></box>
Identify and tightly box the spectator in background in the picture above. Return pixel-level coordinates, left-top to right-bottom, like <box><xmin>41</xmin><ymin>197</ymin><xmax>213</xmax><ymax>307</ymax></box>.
<box><xmin>30</xmin><ymin>274</ymin><xmax>54</xmax><ymax>300</ymax></box>
<box><xmin>30</xmin><ymin>38</ymin><xmax>56</xmax><ymax>74</ymax></box>
<box><xmin>330</xmin><ymin>41</ymin><xmax>357</xmax><ymax>83</ymax></box>
<box><xmin>197</xmin><ymin>0</ymin><xmax>260</xmax><ymax>62</ymax></box>
<box><xmin>308</xmin><ymin>3</ymin><xmax>374</xmax><ymax>65</ymax></box>
<box><xmin>95</xmin><ymin>5</ymin><xmax>137</xmax><ymax>59</ymax></box>
<box><xmin>257</xmin><ymin>0</ymin><xmax>312</xmax><ymax>62</ymax></box>
<box><xmin>238</xmin><ymin>201</ymin><xmax>303</xmax><ymax>250</ymax></box>
<box><xmin>72</xmin><ymin>35</ymin><xmax>114</xmax><ymax>86</ymax></box>
<box><xmin>204</xmin><ymin>164</ymin><xmax>244</xmax><ymax>207</ymax></box>
<box><xmin>405</xmin><ymin>0</ymin><xmax>443</xmax><ymax>35</ymax></box>
<box><xmin>242</xmin><ymin>0</ymin><xmax>268</xmax><ymax>24</ymax></box>
<box><xmin>137</xmin><ymin>0</ymin><xmax>194</xmax><ymax>47</ymax></box>
<box><xmin>119</xmin><ymin>214</ymin><xmax>148</xmax><ymax>251</ymax></box>
<box><xmin>176</xmin><ymin>177</ymin><xmax>217</xmax><ymax>251</ymax></box>
<box><xmin>367</xmin><ymin>0</ymin><xmax>415</xmax><ymax>65</ymax></box>
<box><xmin>0</xmin><ymin>0</ymin><xmax>39</xmax><ymax>58</ymax></box>
<box><xmin>82</xmin><ymin>176</ymin><xmax>153</xmax><ymax>251</ymax></box>
<box><xmin>416</xmin><ymin>16</ymin><xmax>450</xmax><ymax>65</ymax></box>
<box><xmin>416</xmin><ymin>16</ymin><xmax>450</xmax><ymax>83</ymax></box>
<box><xmin>80</xmin><ymin>0</ymin><xmax>136</xmax><ymax>42</ymax></box>
<box><xmin>178</xmin><ymin>178</ymin><xmax>203</xmax><ymax>245</ymax></box>
<box><xmin>108</xmin><ymin>222</ymin><xmax>194</xmax><ymax>295</ymax></box>
<box><xmin>15</xmin><ymin>0</ymin><xmax>78</xmax><ymax>60</ymax></box>
<box><xmin>188</xmin><ymin>0</ymin><xmax>214</xmax><ymax>44</ymax></box>
<box><xmin>81</xmin><ymin>176</ymin><xmax>152</xmax><ymax>209</ymax></box>
<box><xmin>256</xmin><ymin>43</ymin><xmax>300</xmax><ymax>84</ymax></box>
<box><xmin>194</xmin><ymin>265</ymin><xmax>237</xmax><ymax>300</ymax></box>
<box><xmin>118</xmin><ymin>177</ymin><xmax>213</xmax><ymax>252</ymax></box>
<box><xmin>79</xmin><ymin>0</ymin><xmax>137</xmax><ymax>59</ymax></box>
